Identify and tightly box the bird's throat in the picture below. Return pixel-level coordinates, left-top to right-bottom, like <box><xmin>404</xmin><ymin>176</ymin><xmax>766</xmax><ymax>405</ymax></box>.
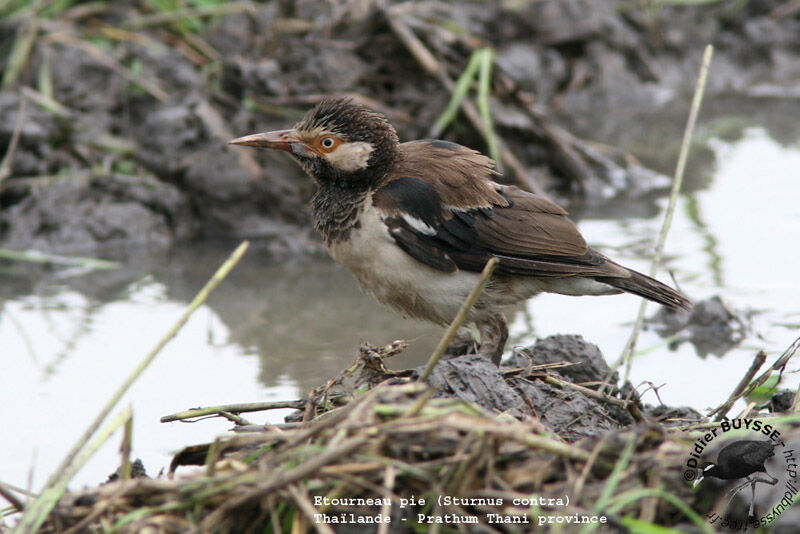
<box><xmin>311</xmin><ymin>186</ymin><xmax>369</xmax><ymax>245</ymax></box>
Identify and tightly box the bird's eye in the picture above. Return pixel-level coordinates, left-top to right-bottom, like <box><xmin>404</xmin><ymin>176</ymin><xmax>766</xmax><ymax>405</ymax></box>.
<box><xmin>320</xmin><ymin>137</ymin><xmax>336</xmax><ymax>150</ymax></box>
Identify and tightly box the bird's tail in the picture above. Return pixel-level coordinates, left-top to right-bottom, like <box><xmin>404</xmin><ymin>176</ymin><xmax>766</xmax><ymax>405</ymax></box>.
<box><xmin>595</xmin><ymin>267</ymin><xmax>692</xmax><ymax>312</ymax></box>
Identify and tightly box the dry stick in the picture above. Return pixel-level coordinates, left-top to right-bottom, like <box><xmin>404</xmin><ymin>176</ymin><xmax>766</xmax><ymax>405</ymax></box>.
<box><xmin>288</xmin><ymin>485</ymin><xmax>335</xmax><ymax>534</ymax></box>
<box><xmin>542</xmin><ymin>375</ymin><xmax>643</xmax><ymax>421</ymax></box>
<box><xmin>419</xmin><ymin>257</ymin><xmax>498</xmax><ymax>382</ymax></box>
<box><xmin>16</xmin><ymin>242</ymin><xmax>250</xmax><ymax>532</ymax></box>
<box><xmin>615</xmin><ymin>45</ymin><xmax>714</xmax><ymax>385</ymax></box>
<box><xmin>572</xmin><ymin>432</ymin><xmax>614</xmax><ymax>504</ymax></box>
<box><xmin>161</xmin><ymin>400</ymin><xmax>307</xmax><ymax>422</ymax></box>
<box><xmin>697</xmin><ymin>337</ymin><xmax>800</xmax><ymax>423</ymax></box>
<box><xmin>386</xmin><ymin>10</ymin><xmax>546</xmax><ymax>197</ymax></box>
<box><xmin>0</xmin><ymin>480</ymin><xmax>26</xmax><ymax>512</ymax></box>
<box><xmin>734</xmin><ymin>335</ymin><xmax>800</xmax><ymax>413</ymax></box>
<box><xmin>707</xmin><ymin>351</ymin><xmax>766</xmax><ymax>421</ymax></box>
<box><xmin>0</xmin><ymin>96</ymin><xmax>27</xmax><ymax>184</ymax></box>
<box><xmin>120</xmin><ymin>406</ymin><xmax>133</xmax><ymax>480</ymax></box>
<box><xmin>377</xmin><ymin>466</ymin><xmax>397</xmax><ymax>534</ymax></box>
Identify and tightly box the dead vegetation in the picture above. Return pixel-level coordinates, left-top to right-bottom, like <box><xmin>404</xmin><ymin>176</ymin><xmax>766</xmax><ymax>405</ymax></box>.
<box><xmin>11</xmin><ymin>334</ymin><xmax>796</xmax><ymax>533</ymax></box>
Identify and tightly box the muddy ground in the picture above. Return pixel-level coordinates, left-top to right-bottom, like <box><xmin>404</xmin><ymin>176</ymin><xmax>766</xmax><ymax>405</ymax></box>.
<box><xmin>1</xmin><ymin>0</ymin><xmax>800</xmax><ymax>258</ymax></box>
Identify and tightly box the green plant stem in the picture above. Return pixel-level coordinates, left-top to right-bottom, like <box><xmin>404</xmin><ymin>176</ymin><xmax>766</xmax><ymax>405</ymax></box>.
<box><xmin>476</xmin><ymin>48</ymin><xmax>500</xmax><ymax>170</ymax></box>
<box><xmin>617</xmin><ymin>44</ymin><xmax>713</xmax><ymax>383</ymax></box>
<box><xmin>431</xmin><ymin>50</ymin><xmax>482</xmax><ymax>137</ymax></box>
<box><xmin>13</xmin><ymin>406</ymin><xmax>133</xmax><ymax>534</ymax></box>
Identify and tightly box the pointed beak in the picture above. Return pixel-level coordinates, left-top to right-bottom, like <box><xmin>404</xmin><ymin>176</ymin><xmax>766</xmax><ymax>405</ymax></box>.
<box><xmin>230</xmin><ymin>129</ymin><xmax>319</xmax><ymax>159</ymax></box>
<box><xmin>229</xmin><ymin>129</ymin><xmax>299</xmax><ymax>153</ymax></box>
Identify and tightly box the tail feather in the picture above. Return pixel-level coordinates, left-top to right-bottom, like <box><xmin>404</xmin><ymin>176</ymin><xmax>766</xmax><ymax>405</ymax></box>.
<box><xmin>595</xmin><ymin>268</ymin><xmax>692</xmax><ymax>311</ymax></box>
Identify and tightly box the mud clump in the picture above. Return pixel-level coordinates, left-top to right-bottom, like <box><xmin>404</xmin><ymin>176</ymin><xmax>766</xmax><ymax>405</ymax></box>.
<box><xmin>2</xmin><ymin>1</ymin><xmax>800</xmax><ymax>255</ymax></box>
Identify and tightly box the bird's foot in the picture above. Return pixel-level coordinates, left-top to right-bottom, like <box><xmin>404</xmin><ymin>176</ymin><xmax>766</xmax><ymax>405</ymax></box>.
<box><xmin>477</xmin><ymin>313</ymin><xmax>508</xmax><ymax>366</ymax></box>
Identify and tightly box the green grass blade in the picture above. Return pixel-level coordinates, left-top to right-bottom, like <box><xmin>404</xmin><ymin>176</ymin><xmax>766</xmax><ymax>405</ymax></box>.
<box><xmin>431</xmin><ymin>50</ymin><xmax>482</xmax><ymax>137</ymax></box>
<box><xmin>476</xmin><ymin>47</ymin><xmax>501</xmax><ymax>170</ymax></box>
<box><xmin>0</xmin><ymin>247</ymin><xmax>118</xmax><ymax>270</ymax></box>
<box><xmin>13</xmin><ymin>406</ymin><xmax>133</xmax><ymax>534</ymax></box>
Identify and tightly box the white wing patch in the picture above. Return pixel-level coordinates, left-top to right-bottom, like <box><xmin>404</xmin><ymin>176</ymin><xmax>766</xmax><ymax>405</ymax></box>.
<box><xmin>401</xmin><ymin>213</ymin><xmax>437</xmax><ymax>236</ymax></box>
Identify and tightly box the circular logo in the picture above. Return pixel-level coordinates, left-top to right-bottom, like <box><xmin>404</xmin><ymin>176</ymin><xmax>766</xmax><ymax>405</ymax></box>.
<box><xmin>685</xmin><ymin>419</ymin><xmax>797</xmax><ymax>530</ymax></box>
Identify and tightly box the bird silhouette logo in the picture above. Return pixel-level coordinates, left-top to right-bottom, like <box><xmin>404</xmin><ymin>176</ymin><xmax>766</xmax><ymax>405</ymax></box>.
<box><xmin>694</xmin><ymin>439</ymin><xmax>780</xmax><ymax>518</ymax></box>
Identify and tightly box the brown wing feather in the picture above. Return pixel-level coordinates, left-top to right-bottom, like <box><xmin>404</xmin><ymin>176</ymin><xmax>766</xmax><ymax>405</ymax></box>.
<box><xmin>475</xmin><ymin>186</ymin><xmax>590</xmax><ymax>259</ymax></box>
<box><xmin>375</xmin><ymin>141</ymin><xmax>691</xmax><ymax>310</ymax></box>
<box><xmin>390</xmin><ymin>142</ymin><xmax>593</xmax><ymax>262</ymax></box>
<box><xmin>395</xmin><ymin>140</ymin><xmax>509</xmax><ymax>208</ymax></box>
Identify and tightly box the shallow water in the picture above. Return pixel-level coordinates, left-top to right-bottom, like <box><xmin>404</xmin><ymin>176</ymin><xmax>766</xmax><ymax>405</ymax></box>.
<box><xmin>1</xmin><ymin>112</ymin><xmax>799</xmax><ymax>492</ymax></box>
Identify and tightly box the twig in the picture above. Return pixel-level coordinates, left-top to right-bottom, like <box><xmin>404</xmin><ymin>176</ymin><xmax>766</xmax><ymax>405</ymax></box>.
<box><xmin>0</xmin><ymin>480</ymin><xmax>26</xmax><ymax>512</ymax></box>
<box><xmin>616</xmin><ymin>44</ymin><xmax>713</xmax><ymax>382</ymax></box>
<box><xmin>542</xmin><ymin>375</ymin><xmax>644</xmax><ymax>422</ymax></box>
<box><xmin>0</xmin><ymin>247</ymin><xmax>118</xmax><ymax>270</ymax></box>
<box><xmin>161</xmin><ymin>400</ymin><xmax>307</xmax><ymax>422</ymax></box>
<box><xmin>572</xmin><ymin>432</ymin><xmax>614</xmax><ymax>503</ymax></box>
<box><xmin>20</xmin><ymin>86</ymin><xmax>72</xmax><ymax>119</ymax></box>
<box><xmin>736</xmin><ymin>336</ymin><xmax>800</xmax><ymax>414</ymax></box>
<box><xmin>0</xmin><ymin>95</ymin><xmax>27</xmax><ymax>184</ymax></box>
<box><xmin>218</xmin><ymin>411</ymin><xmax>255</xmax><ymax>426</ymax></box>
<box><xmin>287</xmin><ymin>485</ymin><xmax>335</xmax><ymax>534</ymax></box>
<box><xmin>419</xmin><ymin>257</ymin><xmax>498</xmax><ymax>382</ymax></box>
<box><xmin>13</xmin><ymin>242</ymin><xmax>250</xmax><ymax>533</ymax></box>
<box><xmin>378</xmin><ymin>466</ymin><xmax>396</xmax><ymax>534</ymax></box>
<box><xmin>708</xmin><ymin>351</ymin><xmax>766</xmax><ymax>421</ymax></box>
<box><xmin>120</xmin><ymin>407</ymin><xmax>133</xmax><ymax>480</ymax></box>
<box><xmin>1</xmin><ymin>17</ymin><xmax>39</xmax><ymax>89</ymax></box>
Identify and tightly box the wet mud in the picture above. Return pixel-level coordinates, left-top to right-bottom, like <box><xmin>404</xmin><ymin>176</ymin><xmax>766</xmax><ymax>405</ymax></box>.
<box><xmin>2</xmin><ymin>0</ymin><xmax>800</xmax><ymax>255</ymax></box>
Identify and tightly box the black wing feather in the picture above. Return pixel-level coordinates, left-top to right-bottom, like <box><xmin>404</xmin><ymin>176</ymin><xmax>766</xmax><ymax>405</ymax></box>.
<box><xmin>374</xmin><ymin>176</ymin><xmax>609</xmax><ymax>277</ymax></box>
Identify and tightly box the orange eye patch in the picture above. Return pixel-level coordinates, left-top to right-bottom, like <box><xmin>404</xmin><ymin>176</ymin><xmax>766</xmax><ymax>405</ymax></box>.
<box><xmin>316</xmin><ymin>136</ymin><xmax>341</xmax><ymax>152</ymax></box>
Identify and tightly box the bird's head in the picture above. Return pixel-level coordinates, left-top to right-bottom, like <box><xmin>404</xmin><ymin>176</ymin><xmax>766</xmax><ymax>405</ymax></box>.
<box><xmin>230</xmin><ymin>97</ymin><xmax>400</xmax><ymax>189</ymax></box>
<box><xmin>693</xmin><ymin>461</ymin><xmax>716</xmax><ymax>487</ymax></box>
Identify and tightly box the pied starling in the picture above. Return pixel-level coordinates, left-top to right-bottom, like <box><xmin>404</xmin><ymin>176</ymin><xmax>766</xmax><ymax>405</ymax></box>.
<box><xmin>231</xmin><ymin>98</ymin><xmax>691</xmax><ymax>364</ymax></box>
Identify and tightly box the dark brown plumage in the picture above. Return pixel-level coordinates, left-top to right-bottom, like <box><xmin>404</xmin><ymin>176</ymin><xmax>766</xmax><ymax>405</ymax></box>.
<box><xmin>231</xmin><ymin>97</ymin><xmax>692</xmax><ymax>364</ymax></box>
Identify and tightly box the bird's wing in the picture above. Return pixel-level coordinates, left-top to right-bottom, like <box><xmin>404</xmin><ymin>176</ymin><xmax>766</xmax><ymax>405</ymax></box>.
<box><xmin>373</xmin><ymin>141</ymin><xmax>627</xmax><ymax>278</ymax></box>
<box><xmin>740</xmin><ymin>442</ymin><xmax>776</xmax><ymax>466</ymax></box>
<box><xmin>717</xmin><ymin>440</ymin><xmax>775</xmax><ymax>467</ymax></box>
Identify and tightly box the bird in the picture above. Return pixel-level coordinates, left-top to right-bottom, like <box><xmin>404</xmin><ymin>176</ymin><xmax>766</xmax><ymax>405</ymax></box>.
<box><xmin>230</xmin><ymin>97</ymin><xmax>691</xmax><ymax>364</ymax></box>
<box><xmin>694</xmin><ymin>439</ymin><xmax>779</xmax><ymax>517</ymax></box>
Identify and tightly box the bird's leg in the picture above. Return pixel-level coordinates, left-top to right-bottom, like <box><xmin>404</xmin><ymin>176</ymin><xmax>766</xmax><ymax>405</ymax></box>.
<box><xmin>757</xmin><ymin>468</ymin><xmax>779</xmax><ymax>486</ymax></box>
<box><xmin>477</xmin><ymin>313</ymin><xmax>508</xmax><ymax>366</ymax></box>
<box><xmin>725</xmin><ymin>477</ymin><xmax>753</xmax><ymax>513</ymax></box>
<box><xmin>743</xmin><ymin>471</ymin><xmax>778</xmax><ymax>517</ymax></box>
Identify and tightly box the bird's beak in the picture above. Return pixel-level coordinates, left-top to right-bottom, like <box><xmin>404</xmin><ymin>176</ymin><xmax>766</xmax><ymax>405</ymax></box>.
<box><xmin>229</xmin><ymin>129</ymin><xmax>316</xmax><ymax>158</ymax></box>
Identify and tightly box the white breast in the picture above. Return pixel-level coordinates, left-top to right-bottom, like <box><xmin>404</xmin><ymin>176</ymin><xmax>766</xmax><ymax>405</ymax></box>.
<box><xmin>327</xmin><ymin>202</ymin><xmax>483</xmax><ymax>325</ymax></box>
